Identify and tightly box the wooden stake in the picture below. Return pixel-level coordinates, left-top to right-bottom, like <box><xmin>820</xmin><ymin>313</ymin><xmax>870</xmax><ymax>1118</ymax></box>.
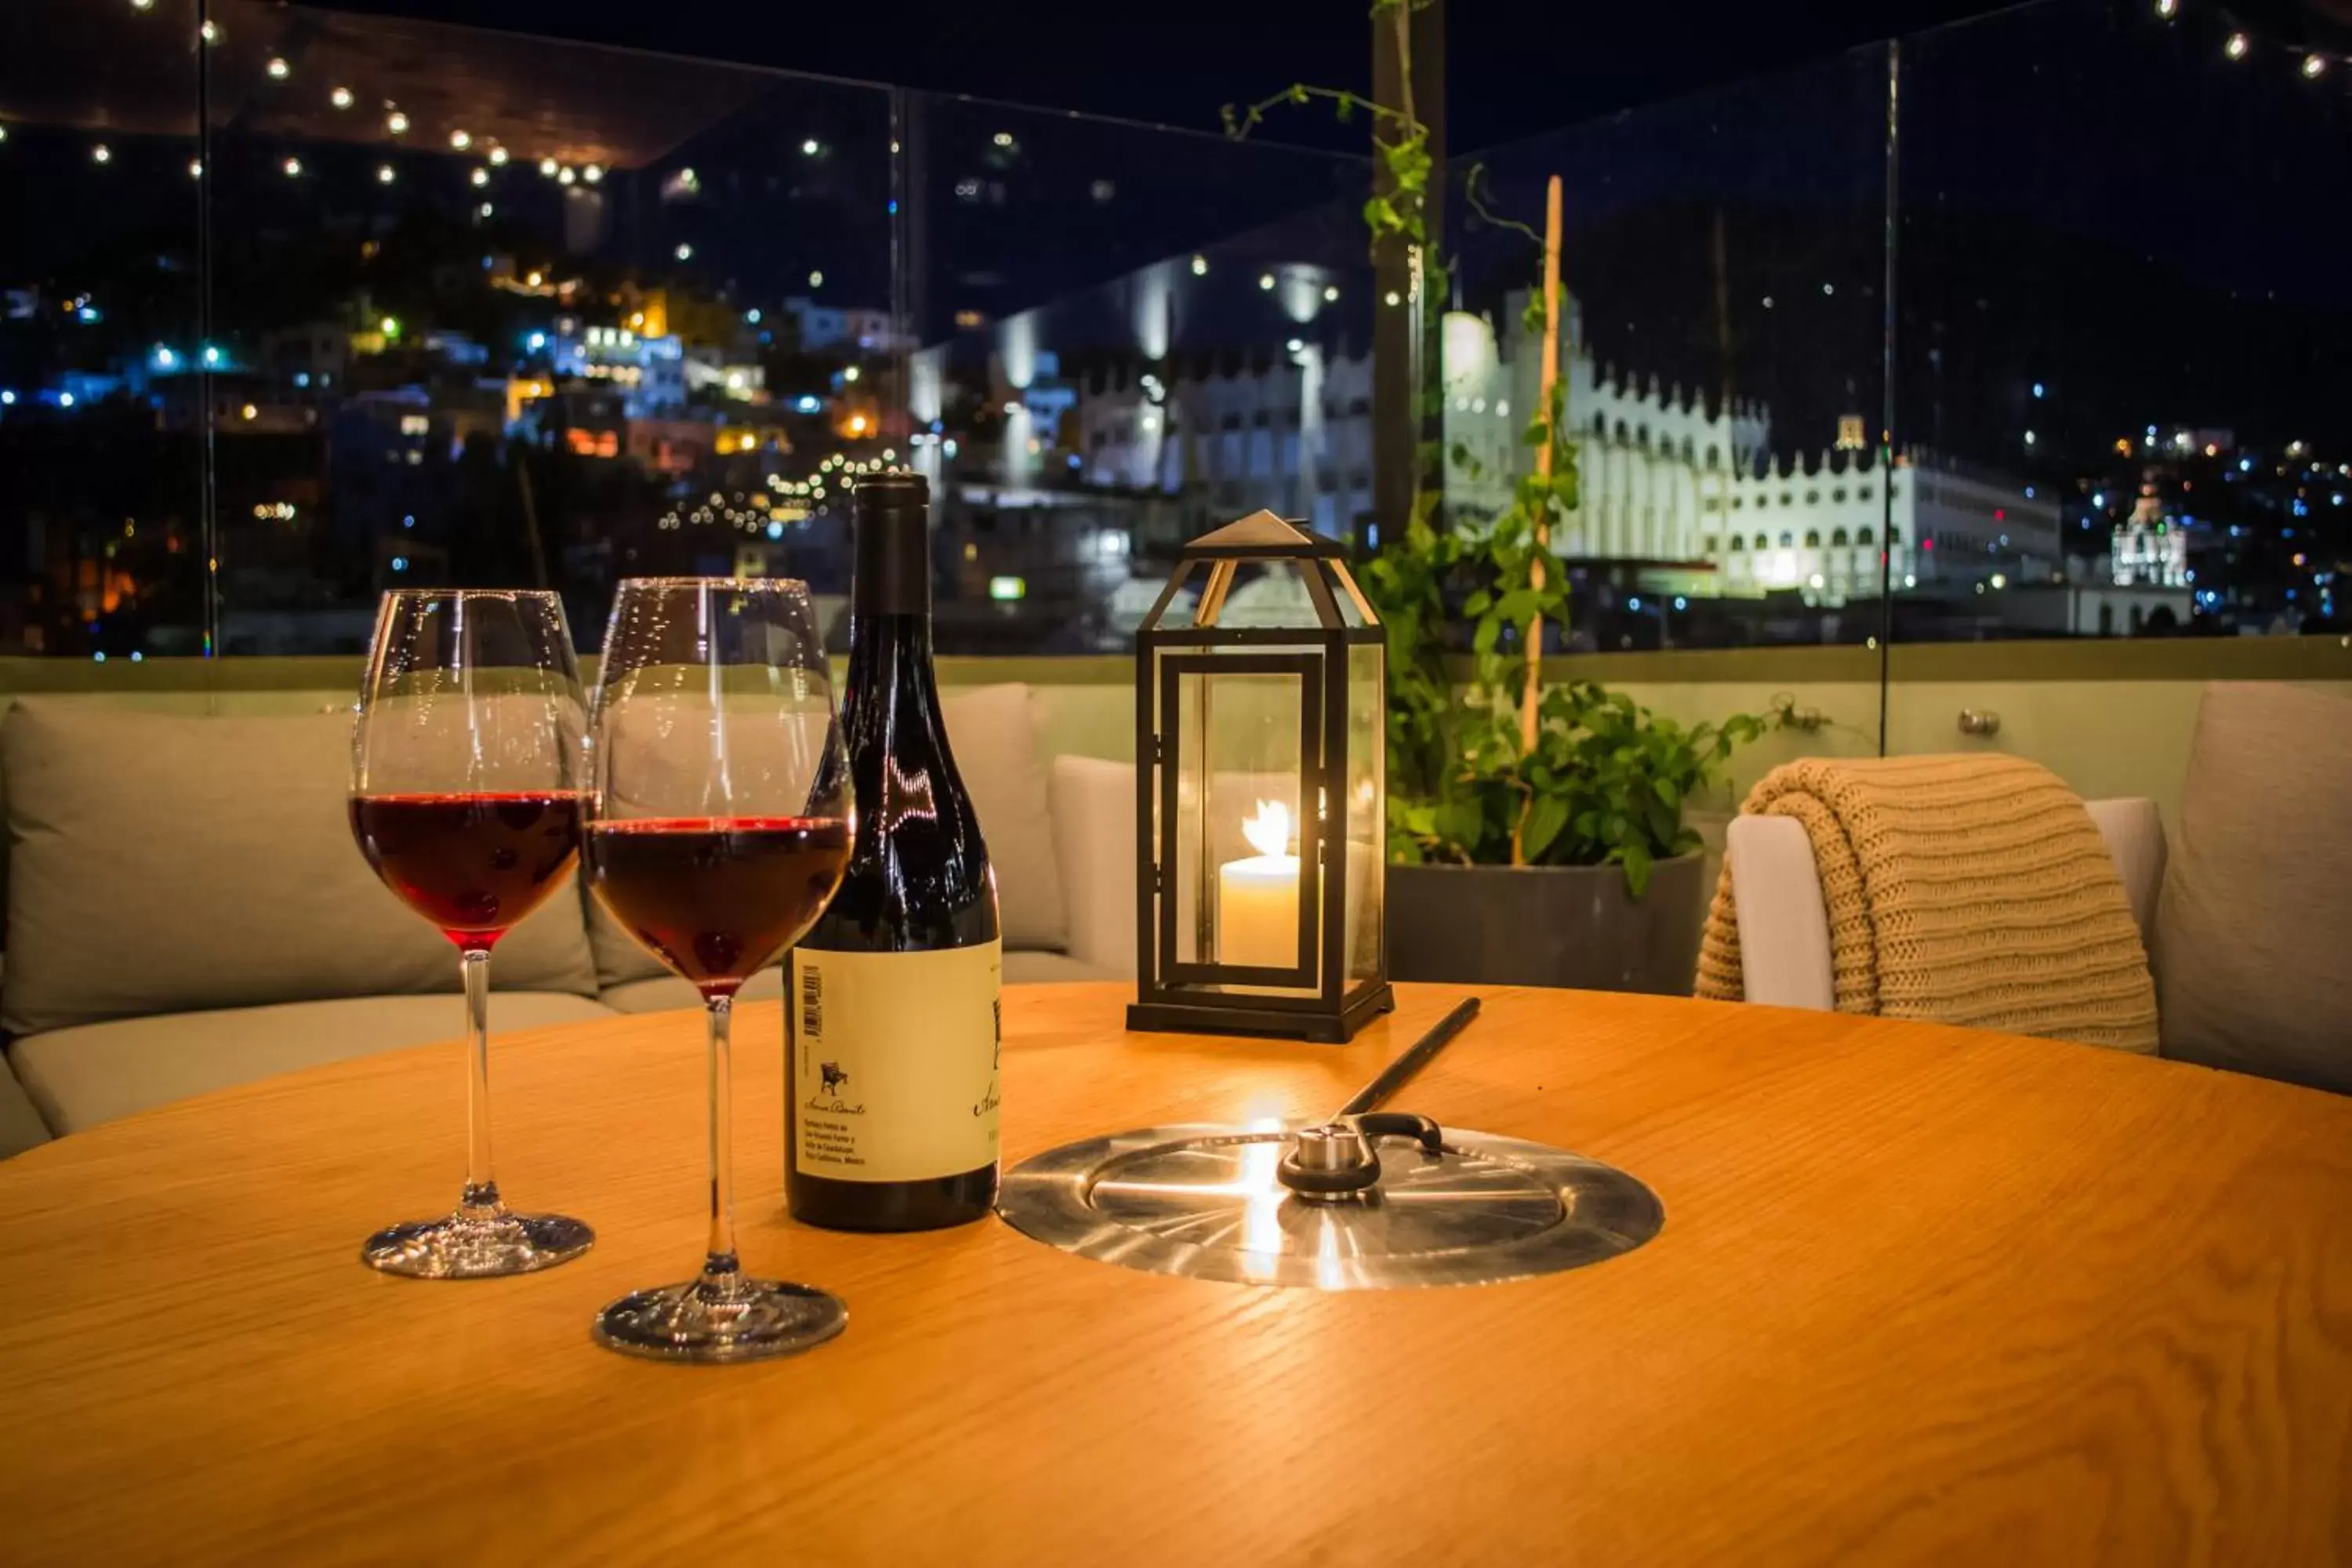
<box><xmin>1518</xmin><ymin>175</ymin><xmax>1563</xmax><ymax>757</ymax></box>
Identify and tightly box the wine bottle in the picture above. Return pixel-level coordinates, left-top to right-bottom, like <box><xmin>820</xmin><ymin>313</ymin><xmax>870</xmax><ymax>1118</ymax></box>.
<box><xmin>786</xmin><ymin>472</ymin><xmax>1002</xmax><ymax>1231</ymax></box>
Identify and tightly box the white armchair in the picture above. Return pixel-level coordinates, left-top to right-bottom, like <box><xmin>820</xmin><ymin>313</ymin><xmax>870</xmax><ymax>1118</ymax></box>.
<box><xmin>1724</xmin><ymin>797</ymin><xmax>2165</xmax><ymax>1011</ymax></box>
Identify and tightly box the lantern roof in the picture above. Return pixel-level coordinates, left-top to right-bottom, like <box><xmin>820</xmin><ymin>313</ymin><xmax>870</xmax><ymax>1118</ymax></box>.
<box><xmin>1140</xmin><ymin>511</ymin><xmax>1378</xmax><ymax>635</ymax></box>
<box><xmin>1181</xmin><ymin>510</ymin><xmax>1345</xmax><ymax>560</ymax></box>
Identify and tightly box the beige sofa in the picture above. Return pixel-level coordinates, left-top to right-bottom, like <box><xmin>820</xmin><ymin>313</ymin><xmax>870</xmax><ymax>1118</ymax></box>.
<box><xmin>0</xmin><ymin>686</ymin><xmax>1137</xmax><ymax>1156</ymax></box>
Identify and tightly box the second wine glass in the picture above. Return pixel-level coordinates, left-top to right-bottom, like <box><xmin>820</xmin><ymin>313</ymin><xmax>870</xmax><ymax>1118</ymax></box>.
<box><xmin>583</xmin><ymin>577</ymin><xmax>853</xmax><ymax>1363</ymax></box>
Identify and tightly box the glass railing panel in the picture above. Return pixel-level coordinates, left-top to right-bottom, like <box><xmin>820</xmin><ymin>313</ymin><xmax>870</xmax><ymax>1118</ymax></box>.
<box><xmin>1434</xmin><ymin>42</ymin><xmax>1895</xmax><ymax>701</ymax></box>
<box><xmin>1892</xmin><ymin>0</ymin><xmax>2350</xmax><ymax>649</ymax></box>
<box><xmin>1885</xmin><ymin>0</ymin><xmax>2352</xmax><ymax>797</ymax></box>
<box><xmin>0</xmin><ymin>0</ymin><xmax>208</xmax><ymax>661</ymax></box>
<box><xmin>197</xmin><ymin>2</ymin><xmax>895</xmax><ymax>653</ymax></box>
<box><xmin>897</xmin><ymin>91</ymin><xmax>1370</xmax><ymax>653</ymax></box>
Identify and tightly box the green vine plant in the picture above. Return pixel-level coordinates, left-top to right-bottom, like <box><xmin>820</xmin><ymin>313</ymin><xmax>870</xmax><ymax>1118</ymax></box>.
<box><xmin>1225</xmin><ymin>3</ymin><xmax>1802</xmax><ymax>896</ymax></box>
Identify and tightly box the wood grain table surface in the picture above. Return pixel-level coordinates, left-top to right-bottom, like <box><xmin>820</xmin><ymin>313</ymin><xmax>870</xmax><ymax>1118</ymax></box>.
<box><xmin>1</xmin><ymin>982</ymin><xmax>2348</xmax><ymax>1566</ymax></box>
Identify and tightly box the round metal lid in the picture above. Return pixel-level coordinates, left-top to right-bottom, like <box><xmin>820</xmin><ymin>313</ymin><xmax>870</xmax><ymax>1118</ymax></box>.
<box><xmin>996</xmin><ymin>1122</ymin><xmax>1664</xmax><ymax>1290</ymax></box>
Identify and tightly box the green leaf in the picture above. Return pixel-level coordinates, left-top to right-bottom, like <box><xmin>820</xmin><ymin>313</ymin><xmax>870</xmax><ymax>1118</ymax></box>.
<box><xmin>1520</xmin><ymin>795</ymin><xmax>1570</xmax><ymax>860</ymax></box>
<box><xmin>1621</xmin><ymin>842</ymin><xmax>1653</xmax><ymax>898</ymax></box>
<box><xmin>1653</xmin><ymin>777</ymin><xmax>1680</xmax><ymax>809</ymax></box>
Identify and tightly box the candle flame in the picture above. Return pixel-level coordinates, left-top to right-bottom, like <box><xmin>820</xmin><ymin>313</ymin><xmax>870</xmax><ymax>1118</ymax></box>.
<box><xmin>1242</xmin><ymin>799</ymin><xmax>1291</xmax><ymax>858</ymax></box>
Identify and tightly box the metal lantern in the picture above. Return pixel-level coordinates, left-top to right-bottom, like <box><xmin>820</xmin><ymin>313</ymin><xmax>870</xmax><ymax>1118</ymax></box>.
<box><xmin>1128</xmin><ymin>512</ymin><xmax>1393</xmax><ymax>1043</ymax></box>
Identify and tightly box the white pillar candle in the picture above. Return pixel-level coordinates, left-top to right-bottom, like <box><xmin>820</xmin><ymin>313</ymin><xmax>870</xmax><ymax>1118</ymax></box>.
<box><xmin>1218</xmin><ymin>800</ymin><xmax>1299</xmax><ymax>969</ymax></box>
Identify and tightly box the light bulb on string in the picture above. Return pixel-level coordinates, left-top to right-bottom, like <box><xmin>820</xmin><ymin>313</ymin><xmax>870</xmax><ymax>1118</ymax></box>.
<box><xmin>2225</xmin><ymin>31</ymin><xmax>2249</xmax><ymax>58</ymax></box>
<box><xmin>331</xmin><ymin>86</ymin><xmax>354</xmax><ymax>110</ymax></box>
<box><xmin>2300</xmin><ymin>53</ymin><xmax>2327</xmax><ymax>78</ymax></box>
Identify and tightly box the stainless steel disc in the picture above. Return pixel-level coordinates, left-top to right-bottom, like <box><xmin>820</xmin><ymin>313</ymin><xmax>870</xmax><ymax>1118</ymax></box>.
<box><xmin>996</xmin><ymin>1122</ymin><xmax>1663</xmax><ymax>1290</ymax></box>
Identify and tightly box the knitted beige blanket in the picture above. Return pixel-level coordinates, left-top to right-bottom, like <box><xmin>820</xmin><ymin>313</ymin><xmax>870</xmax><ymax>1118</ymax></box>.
<box><xmin>1694</xmin><ymin>754</ymin><xmax>2159</xmax><ymax>1052</ymax></box>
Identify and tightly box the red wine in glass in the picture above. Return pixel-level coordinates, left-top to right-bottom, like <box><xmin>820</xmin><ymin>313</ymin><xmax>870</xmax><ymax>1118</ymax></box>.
<box><xmin>350</xmin><ymin>586</ymin><xmax>593</xmax><ymax>1280</ymax></box>
<box><xmin>351</xmin><ymin>791</ymin><xmax>585</xmax><ymax>949</ymax></box>
<box><xmin>585</xmin><ymin>818</ymin><xmax>851</xmax><ymax>997</ymax></box>
<box><xmin>586</xmin><ymin>574</ymin><xmax>854</xmax><ymax>1364</ymax></box>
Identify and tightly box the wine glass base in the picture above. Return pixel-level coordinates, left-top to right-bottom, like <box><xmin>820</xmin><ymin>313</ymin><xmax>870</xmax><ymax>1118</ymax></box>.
<box><xmin>593</xmin><ymin>1276</ymin><xmax>848</xmax><ymax>1364</ymax></box>
<box><xmin>362</xmin><ymin>1210</ymin><xmax>595</xmax><ymax>1279</ymax></box>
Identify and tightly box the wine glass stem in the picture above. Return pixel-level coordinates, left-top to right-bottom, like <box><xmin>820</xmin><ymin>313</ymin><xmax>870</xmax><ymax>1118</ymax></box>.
<box><xmin>702</xmin><ymin>996</ymin><xmax>739</xmax><ymax>1286</ymax></box>
<box><xmin>459</xmin><ymin>947</ymin><xmax>501</xmax><ymax>1216</ymax></box>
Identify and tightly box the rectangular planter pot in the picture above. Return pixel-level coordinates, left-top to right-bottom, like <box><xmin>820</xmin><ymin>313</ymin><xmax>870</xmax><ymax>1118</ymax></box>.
<box><xmin>1386</xmin><ymin>855</ymin><xmax>1706</xmax><ymax>993</ymax></box>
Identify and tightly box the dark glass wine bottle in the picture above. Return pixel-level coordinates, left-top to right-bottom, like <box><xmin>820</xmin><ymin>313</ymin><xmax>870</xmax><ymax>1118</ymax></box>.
<box><xmin>786</xmin><ymin>473</ymin><xmax>1002</xmax><ymax>1231</ymax></box>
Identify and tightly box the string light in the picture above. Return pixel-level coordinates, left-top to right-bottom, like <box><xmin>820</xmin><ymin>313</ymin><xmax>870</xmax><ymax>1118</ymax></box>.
<box><xmin>582</xmin><ymin>164</ymin><xmax>604</xmax><ymax>183</ymax></box>
<box><xmin>1189</xmin><ymin>255</ymin><xmax>1208</xmax><ymax>276</ymax></box>
<box><xmin>265</xmin><ymin>56</ymin><xmax>290</xmax><ymax>80</ymax></box>
<box><xmin>92</xmin><ymin>143</ymin><xmax>111</xmax><ymax>165</ymax></box>
<box><xmin>377</xmin><ymin>164</ymin><xmax>397</xmax><ymax>184</ymax></box>
<box><xmin>331</xmin><ymin>85</ymin><xmax>354</xmax><ymax>110</ymax></box>
<box><xmin>387</xmin><ymin>111</ymin><xmax>410</xmax><ymax>135</ymax></box>
<box><xmin>449</xmin><ymin>129</ymin><xmax>472</xmax><ymax>151</ymax></box>
<box><xmin>188</xmin><ymin>159</ymin><xmax>203</xmax><ymax>179</ymax></box>
<box><xmin>2225</xmin><ymin>31</ymin><xmax>2249</xmax><ymax>58</ymax></box>
<box><xmin>557</xmin><ymin>166</ymin><xmax>577</xmax><ymax>186</ymax></box>
<box><xmin>488</xmin><ymin>146</ymin><xmax>510</xmax><ymax>166</ymax></box>
<box><xmin>470</xmin><ymin>167</ymin><xmax>490</xmax><ymax>187</ymax></box>
<box><xmin>2155</xmin><ymin>0</ymin><xmax>2176</xmax><ymax>15</ymax></box>
<box><xmin>2302</xmin><ymin>53</ymin><xmax>2328</xmax><ymax>78</ymax></box>
<box><xmin>199</xmin><ymin>20</ymin><xmax>219</xmax><ymax>42</ymax></box>
<box><xmin>282</xmin><ymin>157</ymin><xmax>302</xmax><ymax>178</ymax></box>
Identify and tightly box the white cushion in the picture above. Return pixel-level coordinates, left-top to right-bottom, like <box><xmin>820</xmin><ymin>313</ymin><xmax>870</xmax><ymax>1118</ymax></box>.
<box><xmin>7</xmin><ymin>991</ymin><xmax>619</xmax><ymax>1134</ymax></box>
<box><xmin>2155</xmin><ymin>684</ymin><xmax>2352</xmax><ymax>1092</ymax></box>
<box><xmin>2</xmin><ymin>702</ymin><xmax>601</xmax><ymax>1038</ymax></box>
<box><xmin>942</xmin><ymin>684</ymin><xmax>1068</xmax><ymax>953</ymax></box>
<box><xmin>0</xmin><ymin>1058</ymin><xmax>50</xmax><ymax>1156</ymax></box>
<box><xmin>1050</xmin><ymin>754</ymin><xmax>1139</xmax><ymax>979</ymax></box>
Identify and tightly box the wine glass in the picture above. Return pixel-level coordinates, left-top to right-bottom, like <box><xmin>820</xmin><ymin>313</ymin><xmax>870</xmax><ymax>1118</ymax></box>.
<box><xmin>349</xmin><ymin>589</ymin><xmax>595</xmax><ymax>1278</ymax></box>
<box><xmin>583</xmin><ymin>577</ymin><xmax>854</xmax><ymax>1363</ymax></box>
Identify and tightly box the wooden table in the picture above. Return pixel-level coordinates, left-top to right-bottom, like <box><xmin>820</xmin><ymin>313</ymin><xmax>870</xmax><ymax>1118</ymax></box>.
<box><xmin>2</xmin><ymin>984</ymin><xmax>2349</xmax><ymax>1565</ymax></box>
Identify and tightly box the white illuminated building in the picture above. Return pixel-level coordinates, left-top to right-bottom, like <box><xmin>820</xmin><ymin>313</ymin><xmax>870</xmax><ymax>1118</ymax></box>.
<box><xmin>936</xmin><ymin>267</ymin><xmax>2056</xmax><ymax>612</ymax></box>
<box><xmin>2110</xmin><ymin>484</ymin><xmax>2188</xmax><ymax>587</ymax></box>
<box><xmin>1436</xmin><ymin>294</ymin><xmax>2059</xmax><ymax>605</ymax></box>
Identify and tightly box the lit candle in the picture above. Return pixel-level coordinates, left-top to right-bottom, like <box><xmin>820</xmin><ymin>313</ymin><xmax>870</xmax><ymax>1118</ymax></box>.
<box><xmin>1218</xmin><ymin>800</ymin><xmax>1299</xmax><ymax>969</ymax></box>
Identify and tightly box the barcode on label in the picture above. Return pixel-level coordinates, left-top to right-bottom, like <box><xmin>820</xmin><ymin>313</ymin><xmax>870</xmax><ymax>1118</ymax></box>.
<box><xmin>800</xmin><ymin>963</ymin><xmax>822</xmax><ymax>1039</ymax></box>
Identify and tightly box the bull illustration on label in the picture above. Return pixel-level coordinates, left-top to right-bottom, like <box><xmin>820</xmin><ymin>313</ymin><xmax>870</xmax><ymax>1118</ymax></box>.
<box><xmin>819</xmin><ymin>1062</ymin><xmax>851</xmax><ymax>1094</ymax></box>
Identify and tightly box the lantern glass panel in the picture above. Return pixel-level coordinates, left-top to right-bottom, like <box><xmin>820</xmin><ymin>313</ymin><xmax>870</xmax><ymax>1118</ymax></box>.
<box><xmin>1212</xmin><ymin>561</ymin><xmax>1327</xmax><ymax>630</ymax></box>
<box><xmin>1154</xmin><ymin>647</ymin><xmax>1323</xmax><ymax>997</ymax></box>
<box><xmin>1344</xmin><ymin>641</ymin><xmax>1384</xmax><ymax>989</ymax></box>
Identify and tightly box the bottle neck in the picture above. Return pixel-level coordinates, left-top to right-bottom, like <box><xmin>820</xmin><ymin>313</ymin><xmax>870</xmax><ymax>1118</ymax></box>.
<box><xmin>852</xmin><ymin>510</ymin><xmax>931</xmax><ymax>618</ymax></box>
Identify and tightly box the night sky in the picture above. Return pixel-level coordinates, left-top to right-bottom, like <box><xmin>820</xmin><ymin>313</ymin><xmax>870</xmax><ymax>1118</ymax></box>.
<box><xmin>299</xmin><ymin>0</ymin><xmax>2020</xmax><ymax>151</ymax></box>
